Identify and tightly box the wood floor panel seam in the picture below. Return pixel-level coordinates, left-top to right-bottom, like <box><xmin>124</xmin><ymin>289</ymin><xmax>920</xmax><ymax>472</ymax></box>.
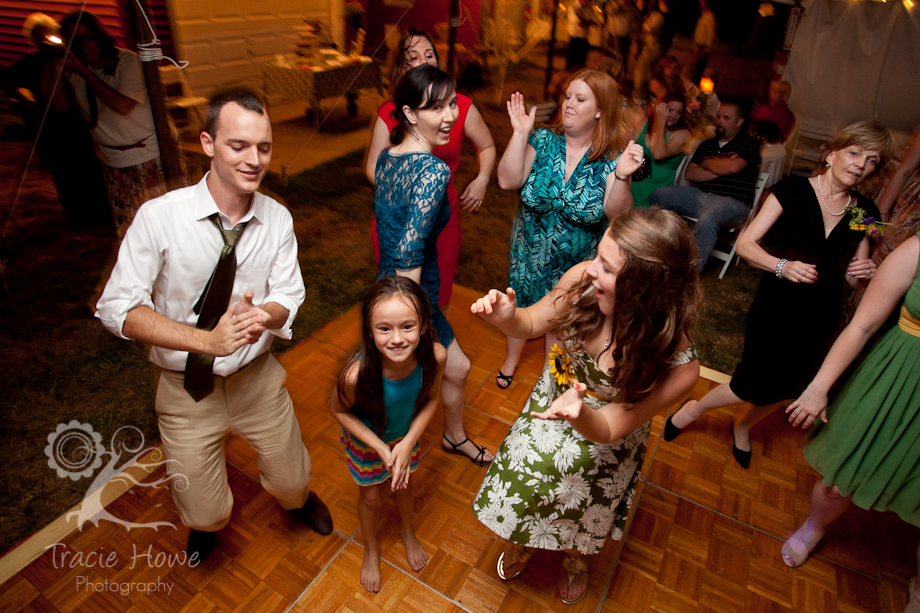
<box><xmin>641</xmin><ymin>481</ymin><xmax>889</xmax><ymax>589</ymax></box>
<box><xmin>282</xmin><ymin>538</ymin><xmax>351</xmax><ymax>613</ymax></box>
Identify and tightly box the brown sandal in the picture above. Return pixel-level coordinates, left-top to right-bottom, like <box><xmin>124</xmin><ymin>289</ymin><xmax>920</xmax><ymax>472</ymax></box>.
<box><xmin>496</xmin><ymin>544</ymin><xmax>531</xmax><ymax>580</ymax></box>
<box><xmin>558</xmin><ymin>554</ymin><xmax>588</xmax><ymax>605</ymax></box>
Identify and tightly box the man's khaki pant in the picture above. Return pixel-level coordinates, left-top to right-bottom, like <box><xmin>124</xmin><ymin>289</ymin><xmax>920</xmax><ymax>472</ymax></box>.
<box><xmin>154</xmin><ymin>351</ymin><xmax>311</xmax><ymax>531</ymax></box>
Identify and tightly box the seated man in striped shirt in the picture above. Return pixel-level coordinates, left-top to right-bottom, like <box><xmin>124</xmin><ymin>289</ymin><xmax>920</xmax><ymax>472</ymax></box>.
<box><xmin>650</xmin><ymin>100</ymin><xmax>761</xmax><ymax>273</ymax></box>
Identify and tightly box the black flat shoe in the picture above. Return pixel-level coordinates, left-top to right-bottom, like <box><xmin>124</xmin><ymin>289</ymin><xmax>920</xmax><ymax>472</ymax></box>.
<box><xmin>731</xmin><ymin>439</ymin><xmax>752</xmax><ymax>470</ymax></box>
<box><xmin>663</xmin><ymin>416</ymin><xmax>682</xmax><ymax>442</ymax></box>
<box><xmin>187</xmin><ymin>529</ymin><xmax>217</xmax><ymax>563</ymax></box>
<box><xmin>299</xmin><ymin>491</ymin><xmax>334</xmax><ymax>535</ymax></box>
<box><xmin>663</xmin><ymin>398</ymin><xmax>696</xmax><ymax>443</ymax></box>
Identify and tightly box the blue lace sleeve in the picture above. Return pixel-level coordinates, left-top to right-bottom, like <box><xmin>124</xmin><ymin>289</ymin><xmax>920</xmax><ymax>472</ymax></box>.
<box><xmin>393</xmin><ymin>156</ymin><xmax>450</xmax><ymax>269</ymax></box>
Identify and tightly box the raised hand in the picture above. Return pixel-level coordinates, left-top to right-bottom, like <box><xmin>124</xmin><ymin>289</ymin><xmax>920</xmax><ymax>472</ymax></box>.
<box><xmin>615</xmin><ymin>140</ymin><xmax>645</xmax><ymax>178</ymax></box>
<box><xmin>507</xmin><ymin>91</ymin><xmax>536</xmax><ymax>136</ymax></box>
<box><xmin>470</xmin><ymin>287</ymin><xmax>518</xmax><ymax>327</ymax></box>
<box><xmin>655</xmin><ymin>102</ymin><xmax>669</xmax><ymax>125</ymax></box>
<box><xmin>530</xmin><ymin>381</ymin><xmax>588</xmax><ymax>421</ymax></box>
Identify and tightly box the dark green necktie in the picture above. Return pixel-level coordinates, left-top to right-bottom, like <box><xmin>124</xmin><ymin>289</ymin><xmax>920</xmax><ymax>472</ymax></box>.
<box><xmin>184</xmin><ymin>214</ymin><xmax>248</xmax><ymax>402</ymax></box>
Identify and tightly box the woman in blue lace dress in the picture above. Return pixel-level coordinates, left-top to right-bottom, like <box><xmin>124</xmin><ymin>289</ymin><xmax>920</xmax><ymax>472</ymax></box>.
<box><xmin>374</xmin><ymin>64</ymin><xmax>493</xmax><ymax>466</ymax></box>
<box><xmin>493</xmin><ymin>69</ymin><xmax>644</xmax><ymax>391</ymax></box>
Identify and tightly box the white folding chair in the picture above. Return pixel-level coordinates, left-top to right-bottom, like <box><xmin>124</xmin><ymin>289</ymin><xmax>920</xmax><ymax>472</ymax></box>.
<box><xmin>760</xmin><ymin>142</ymin><xmax>786</xmax><ymax>188</ymax></box>
<box><xmin>673</xmin><ymin>153</ymin><xmax>693</xmax><ymax>186</ymax></box>
<box><xmin>528</xmin><ymin>101</ymin><xmax>557</xmax><ymax>123</ymax></box>
<box><xmin>786</xmin><ymin>121</ymin><xmax>837</xmax><ymax>177</ymax></box>
<box><xmin>682</xmin><ymin>171</ymin><xmax>770</xmax><ymax>279</ymax></box>
<box><xmin>159</xmin><ymin>65</ymin><xmax>208</xmax><ymax>138</ymax></box>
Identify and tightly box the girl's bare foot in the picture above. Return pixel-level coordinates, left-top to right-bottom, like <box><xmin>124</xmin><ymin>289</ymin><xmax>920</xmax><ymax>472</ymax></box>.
<box><xmin>361</xmin><ymin>548</ymin><xmax>382</xmax><ymax>593</ymax></box>
<box><xmin>401</xmin><ymin>528</ymin><xmax>428</xmax><ymax>572</ymax></box>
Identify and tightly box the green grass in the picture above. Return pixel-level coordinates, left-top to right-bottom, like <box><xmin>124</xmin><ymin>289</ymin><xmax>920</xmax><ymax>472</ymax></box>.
<box><xmin>0</xmin><ymin>59</ymin><xmax>755</xmax><ymax>556</ymax></box>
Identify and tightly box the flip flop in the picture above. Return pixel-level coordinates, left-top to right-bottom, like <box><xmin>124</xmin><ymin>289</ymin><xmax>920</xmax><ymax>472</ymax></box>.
<box><xmin>496</xmin><ymin>544</ymin><xmax>531</xmax><ymax>581</ymax></box>
<box><xmin>558</xmin><ymin>554</ymin><xmax>588</xmax><ymax>605</ymax></box>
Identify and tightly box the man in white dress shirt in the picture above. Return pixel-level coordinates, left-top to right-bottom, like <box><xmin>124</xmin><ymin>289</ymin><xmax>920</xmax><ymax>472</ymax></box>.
<box><xmin>96</xmin><ymin>90</ymin><xmax>332</xmax><ymax>561</ymax></box>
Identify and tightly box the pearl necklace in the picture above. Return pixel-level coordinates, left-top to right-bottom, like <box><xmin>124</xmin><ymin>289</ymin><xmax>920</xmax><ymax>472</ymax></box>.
<box><xmin>817</xmin><ymin>175</ymin><xmax>851</xmax><ymax>217</ymax></box>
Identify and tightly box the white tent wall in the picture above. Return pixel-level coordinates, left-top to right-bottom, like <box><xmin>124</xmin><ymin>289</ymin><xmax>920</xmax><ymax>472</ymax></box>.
<box><xmin>785</xmin><ymin>0</ymin><xmax>920</xmax><ymax>134</ymax></box>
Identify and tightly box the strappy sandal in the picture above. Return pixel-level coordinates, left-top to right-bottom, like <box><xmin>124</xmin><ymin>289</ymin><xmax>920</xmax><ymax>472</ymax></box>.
<box><xmin>781</xmin><ymin>518</ymin><xmax>824</xmax><ymax>568</ymax></box>
<box><xmin>442</xmin><ymin>435</ymin><xmax>493</xmax><ymax>467</ymax></box>
<box><xmin>558</xmin><ymin>554</ymin><xmax>588</xmax><ymax>605</ymax></box>
<box><xmin>495</xmin><ymin>371</ymin><xmax>514</xmax><ymax>389</ymax></box>
<box><xmin>496</xmin><ymin>543</ymin><xmax>531</xmax><ymax>581</ymax></box>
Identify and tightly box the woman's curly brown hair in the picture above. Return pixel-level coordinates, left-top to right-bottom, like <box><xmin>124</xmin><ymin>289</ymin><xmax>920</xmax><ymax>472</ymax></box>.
<box><xmin>553</xmin><ymin>208</ymin><xmax>702</xmax><ymax>404</ymax></box>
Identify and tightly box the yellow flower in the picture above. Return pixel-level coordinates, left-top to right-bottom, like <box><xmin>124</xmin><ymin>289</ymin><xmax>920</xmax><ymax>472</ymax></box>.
<box><xmin>548</xmin><ymin>344</ymin><xmax>573</xmax><ymax>387</ymax></box>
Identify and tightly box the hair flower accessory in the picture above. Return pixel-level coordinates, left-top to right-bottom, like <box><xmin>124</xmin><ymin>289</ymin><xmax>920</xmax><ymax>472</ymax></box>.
<box><xmin>848</xmin><ymin>206</ymin><xmax>889</xmax><ymax>235</ymax></box>
<box><xmin>548</xmin><ymin>344</ymin><xmax>573</xmax><ymax>387</ymax></box>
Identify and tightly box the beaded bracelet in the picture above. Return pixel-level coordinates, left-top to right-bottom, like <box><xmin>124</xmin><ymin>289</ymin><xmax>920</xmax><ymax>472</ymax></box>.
<box><xmin>775</xmin><ymin>258</ymin><xmax>788</xmax><ymax>279</ymax></box>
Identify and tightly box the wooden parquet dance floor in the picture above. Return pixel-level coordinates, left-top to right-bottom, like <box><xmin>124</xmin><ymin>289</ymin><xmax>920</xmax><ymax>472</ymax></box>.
<box><xmin>1</xmin><ymin>285</ymin><xmax>917</xmax><ymax>612</ymax></box>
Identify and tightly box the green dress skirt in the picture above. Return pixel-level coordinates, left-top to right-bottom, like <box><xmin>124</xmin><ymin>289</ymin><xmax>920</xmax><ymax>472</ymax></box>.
<box><xmin>804</xmin><ymin>236</ymin><xmax>920</xmax><ymax>526</ymax></box>
<box><xmin>472</xmin><ymin>340</ymin><xmax>696</xmax><ymax>554</ymax></box>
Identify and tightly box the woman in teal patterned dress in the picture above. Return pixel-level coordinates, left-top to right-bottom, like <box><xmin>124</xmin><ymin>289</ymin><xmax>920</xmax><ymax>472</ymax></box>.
<box><xmin>780</xmin><ymin>234</ymin><xmax>920</xmax><ymax>612</ymax></box>
<box><xmin>470</xmin><ymin>209</ymin><xmax>702</xmax><ymax>604</ymax></box>
<box><xmin>492</xmin><ymin>69</ymin><xmax>645</xmax><ymax>390</ymax></box>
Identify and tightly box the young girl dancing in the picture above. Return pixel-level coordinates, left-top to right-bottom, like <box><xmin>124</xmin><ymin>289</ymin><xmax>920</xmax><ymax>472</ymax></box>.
<box><xmin>330</xmin><ymin>276</ymin><xmax>447</xmax><ymax>593</ymax></box>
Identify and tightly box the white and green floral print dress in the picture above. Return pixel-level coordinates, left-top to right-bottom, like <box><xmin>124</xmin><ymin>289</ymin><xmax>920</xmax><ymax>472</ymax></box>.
<box><xmin>472</xmin><ymin>340</ymin><xmax>696</xmax><ymax>555</ymax></box>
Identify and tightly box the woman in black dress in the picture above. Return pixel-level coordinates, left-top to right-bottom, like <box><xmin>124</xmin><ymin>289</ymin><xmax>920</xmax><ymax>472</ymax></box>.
<box><xmin>662</xmin><ymin>121</ymin><xmax>892</xmax><ymax>468</ymax></box>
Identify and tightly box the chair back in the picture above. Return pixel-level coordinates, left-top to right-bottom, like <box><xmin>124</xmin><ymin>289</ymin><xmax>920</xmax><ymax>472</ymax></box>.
<box><xmin>712</xmin><ymin>171</ymin><xmax>771</xmax><ymax>279</ymax></box>
<box><xmin>787</xmin><ymin>121</ymin><xmax>837</xmax><ymax>176</ymax></box>
<box><xmin>529</xmin><ymin>102</ymin><xmax>557</xmax><ymax>124</ymax></box>
<box><xmin>760</xmin><ymin>143</ymin><xmax>785</xmax><ymax>188</ymax></box>
<box><xmin>673</xmin><ymin>153</ymin><xmax>693</xmax><ymax>186</ymax></box>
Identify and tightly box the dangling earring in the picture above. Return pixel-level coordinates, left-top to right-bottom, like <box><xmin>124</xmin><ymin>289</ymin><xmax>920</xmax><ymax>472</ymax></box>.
<box><xmin>411</xmin><ymin>126</ymin><xmax>423</xmax><ymax>145</ymax></box>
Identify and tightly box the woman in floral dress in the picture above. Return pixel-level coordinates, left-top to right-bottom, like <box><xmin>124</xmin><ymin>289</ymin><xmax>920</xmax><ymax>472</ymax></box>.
<box><xmin>470</xmin><ymin>208</ymin><xmax>702</xmax><ymax>604</ymax></box>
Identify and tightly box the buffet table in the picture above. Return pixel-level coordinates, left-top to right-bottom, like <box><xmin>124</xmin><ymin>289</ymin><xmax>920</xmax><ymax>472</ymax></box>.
<box><xmin>261</xmin><ymin>57</ymin><xmax>383</xmax><ymax>129</ymax></box>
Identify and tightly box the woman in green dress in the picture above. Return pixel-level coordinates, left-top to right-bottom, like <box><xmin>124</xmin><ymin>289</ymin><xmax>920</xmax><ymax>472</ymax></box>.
<box><xmin>469</xmin><ymin>208</ymin><xmax>702</xmax><ymax>605</ymax></box>
<box><xmin>630</xmin><ymin>91</ymin><xmax>690</xmax><ymax>208</ymax></box>
<box><xmin>782</xmin><ymin>233</ymin><xmax>920</xmax><ymax>610</ymax></box>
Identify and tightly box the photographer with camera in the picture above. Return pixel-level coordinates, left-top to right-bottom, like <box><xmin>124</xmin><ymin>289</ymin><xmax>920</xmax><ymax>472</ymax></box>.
<box><xmin>0</xmin><ymin>13</ymin><xmax>110</xmax><ymax>229</ymax></box>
